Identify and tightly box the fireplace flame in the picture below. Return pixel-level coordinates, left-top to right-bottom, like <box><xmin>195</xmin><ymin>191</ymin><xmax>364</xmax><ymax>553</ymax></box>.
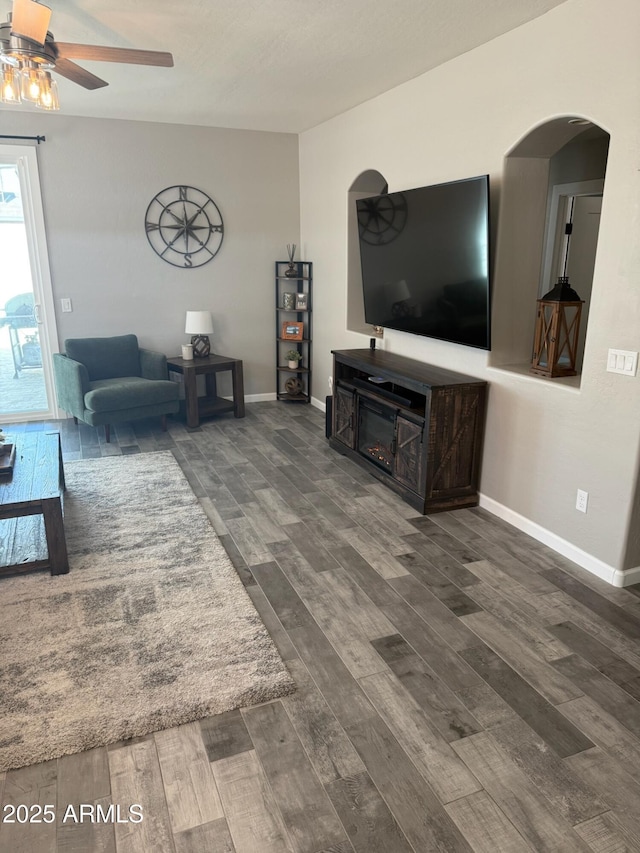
<box><xmin>365</xmin><ymin>444</ymin><xmax>392</xmax><ymax>468</ymax></box>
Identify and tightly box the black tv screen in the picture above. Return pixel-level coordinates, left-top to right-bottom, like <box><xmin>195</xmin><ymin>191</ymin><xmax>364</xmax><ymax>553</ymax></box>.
<box><xmin>356</xmin><ymin>175</ymin><xmax>491</xmax><ymax>349</ymax></box>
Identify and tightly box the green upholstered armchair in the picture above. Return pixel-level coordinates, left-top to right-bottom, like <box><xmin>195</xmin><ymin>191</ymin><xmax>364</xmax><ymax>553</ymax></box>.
<box><xmin>53</xmin><ymin>334</ymin><xmax>179</xmax><ymax>442</ymax></box>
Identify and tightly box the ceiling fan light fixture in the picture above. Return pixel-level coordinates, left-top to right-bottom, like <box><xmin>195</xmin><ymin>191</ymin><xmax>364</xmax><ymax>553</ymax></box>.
<box><xmin>0</xmin><ymin>0</ymin><xmax>173</xmax><ymax>106</ymax></box>
<box><xmin>18</xmin><ymin>62</ymin><xmax>58</xmax><ymax>109</ymax></box>
<box><xmin>37</xmin><ymin>68</ymin><xmax>57</xmax><ymax>109</ymax></box>
<box><xmin>0</xmin><ymin>51</ymin><xmax>20</xmax><ymax>67</ymax></box>
<box><xmin>0</xmin><ymin>64</ymin><xmax>21</xmax><ymax>103</ymax></box>
<box><xmin>20</xmin><ymin>61</ymin><xmax>43</xmax><ymax>102</ymax></box>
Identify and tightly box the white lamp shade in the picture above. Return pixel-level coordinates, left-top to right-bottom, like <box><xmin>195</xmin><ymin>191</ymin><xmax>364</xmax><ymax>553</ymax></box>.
<box><xmin>185</xmin><ymin>310</ymin><xmax>214</xmax><ymax>335</ymax></box>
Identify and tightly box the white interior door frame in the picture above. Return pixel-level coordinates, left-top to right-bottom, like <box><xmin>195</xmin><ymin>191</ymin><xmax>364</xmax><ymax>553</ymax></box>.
<box><xmin>539</xmin><ymin>178</ymin><xmax>604</xmax><ymax>295</ymax></box>
<box><xmin>2</xmin><ymin>143</ymin><xmax>61</xmax><ymax>420</ymax></box>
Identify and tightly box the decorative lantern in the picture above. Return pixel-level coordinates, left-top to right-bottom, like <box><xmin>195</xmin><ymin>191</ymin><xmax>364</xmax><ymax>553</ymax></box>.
<box><xmin>530</xmin><ymin>277</ymin><xmax>583</xmax><ymax>377</ymax></box>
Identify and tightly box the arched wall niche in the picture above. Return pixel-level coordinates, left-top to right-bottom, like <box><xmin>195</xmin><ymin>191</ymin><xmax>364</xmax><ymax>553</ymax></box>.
<box><xmin>347</xmin><ymin>169</ymin><xmax>387</xmax><ymax>334</ymax></box>
<box><xmin>489</xmin><ymin>116</ymin><xmax>610</xmax><ymax>383</ymax></box>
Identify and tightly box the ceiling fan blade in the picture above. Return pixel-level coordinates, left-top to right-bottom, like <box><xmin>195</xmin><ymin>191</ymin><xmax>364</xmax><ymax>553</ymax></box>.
<box><xmin>53</xmin><ymin>58</ymin><xmax>108</xmax><ymax>90</ymax></box>
<box><xmin>10</xmin><ymin>0</ymin><xmax>51</xmax><ymax>45</ymax></box>
<box><xmin>55</xmin><ymin>43</ymin><xmax>174</xmax><ymax>67</ymax></box>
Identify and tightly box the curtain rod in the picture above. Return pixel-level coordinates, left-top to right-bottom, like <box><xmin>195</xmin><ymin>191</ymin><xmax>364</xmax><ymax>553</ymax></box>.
<box><xmin>0</xmin><ymin>135</ymin><xmax>46</xmax><ymax>144</ymax></box>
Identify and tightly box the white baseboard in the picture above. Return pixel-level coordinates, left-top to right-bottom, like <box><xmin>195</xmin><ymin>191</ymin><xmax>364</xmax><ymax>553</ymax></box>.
<box><xmin>311</xmin><ymin>396</ymin><xmax>326</xmax><ymax>412</ymax></box>
<box><xmin>243</xmin><ymin>392</ymin><xmax>325</xmax><ymax>408</ymax></box>
<box><xmin>246</xmin><ymin>393</ymin><xmax>326</xmax><ymax>405</ymax></box>
<box><xmin>248</xmin><ymin>393</ymin><xmax>324</xmax><ymax>406</ymax></box>
<box><xmin>479</xmin><ymin>493</ymin><xmax>638</xmax><ymax>588</ymax></box>
<box><xmin>614</xmin><ymin>564</ymin><xmax>640</xmax><ymax>587</ymax></box>
<box><xmin>244</xmin><ymin>392</ymin><xmax>277</xmax><ymax>403</ymax></box>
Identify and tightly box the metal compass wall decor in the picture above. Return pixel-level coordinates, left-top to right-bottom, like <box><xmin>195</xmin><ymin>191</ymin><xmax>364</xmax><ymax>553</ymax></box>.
<box><xmin>145</xmin><ymin>185</ymin><xmax>224</xmax><ymax>268</ymax></box>
<box><xmin>357</xmin><ymin>191</ymin><xmax>408</xmax><ymax>245</ymax></box>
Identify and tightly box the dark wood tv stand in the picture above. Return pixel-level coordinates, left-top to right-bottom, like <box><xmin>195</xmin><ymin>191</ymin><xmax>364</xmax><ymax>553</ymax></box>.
<box><xmin>330</xmin><ymin>349</ymin><xmax>487</xmax><ymax>514</ymax></box>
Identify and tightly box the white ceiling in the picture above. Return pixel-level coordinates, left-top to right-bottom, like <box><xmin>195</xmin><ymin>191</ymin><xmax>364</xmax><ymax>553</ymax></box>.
<box><xmin>1</xmin><ymin>0</ymin><xmax>570</xmax><ymax>133</ymax></box>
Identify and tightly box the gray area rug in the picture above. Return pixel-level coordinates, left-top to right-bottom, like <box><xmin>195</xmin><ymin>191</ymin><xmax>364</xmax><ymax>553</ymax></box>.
<box><xmin>0</xmin><ymin>451</ymin><xmax>294</xmax><ymax>771</ymax></box>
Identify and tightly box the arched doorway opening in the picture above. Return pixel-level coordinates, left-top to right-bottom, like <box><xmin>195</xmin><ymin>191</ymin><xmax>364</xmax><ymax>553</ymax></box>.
<box><xmin>490</xmin><ymin>117</ymin><xmax>609</xmax><ymax>383</ymax></box>
<box><xmin>346</xmin><ymin>169</ymin><xmax>387</xmax><ymax>334</ymax></box>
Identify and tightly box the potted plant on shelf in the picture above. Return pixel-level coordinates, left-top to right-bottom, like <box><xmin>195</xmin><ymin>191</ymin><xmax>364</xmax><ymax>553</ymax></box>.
<box><xmin>285</xmin><ymin>349</ymin><xmax>303</xmax><ymax>369</ymax></box>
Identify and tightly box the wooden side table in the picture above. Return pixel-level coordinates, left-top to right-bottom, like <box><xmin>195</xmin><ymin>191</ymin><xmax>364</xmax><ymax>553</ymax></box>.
<box><xmin>167</xmin><ymin>354</ymin><xmax>245</xmax><ymax>428</ymax></box>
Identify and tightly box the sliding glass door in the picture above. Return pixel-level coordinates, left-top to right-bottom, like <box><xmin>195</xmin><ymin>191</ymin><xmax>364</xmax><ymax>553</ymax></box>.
<box><xmin>0</xmin><ymin>145</ymin><xmax>59</xmax><ymax>422</ymax></box>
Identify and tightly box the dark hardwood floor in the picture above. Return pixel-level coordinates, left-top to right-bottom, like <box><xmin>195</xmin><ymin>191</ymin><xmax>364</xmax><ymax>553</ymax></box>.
<box><xmin>2</xmin><ymin>402</ymin><xmax>640</xmax><ymax>852</ymax></box>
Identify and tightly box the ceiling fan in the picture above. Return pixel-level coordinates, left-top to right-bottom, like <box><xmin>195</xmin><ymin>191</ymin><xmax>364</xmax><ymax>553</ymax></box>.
<box><xmin>0</xmin><ymin>0</ymin><xmax>173</xmax><ymax>108</ymax></box>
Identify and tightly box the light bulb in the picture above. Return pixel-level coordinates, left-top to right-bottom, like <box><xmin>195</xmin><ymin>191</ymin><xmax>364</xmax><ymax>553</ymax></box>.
<box><xmin>37</xmin><ymin>72</ymin><xmax>59</xmax><ymax>110</ymax></box>
<box><xmin>21</xmin><ymin>66</ymin><xmax>44</xmax><ymax>103</ymax></box>
<box><xmin>0</xmin><ymin>67</ymin><xmax>22</xmax><ymax>104</ymax></box>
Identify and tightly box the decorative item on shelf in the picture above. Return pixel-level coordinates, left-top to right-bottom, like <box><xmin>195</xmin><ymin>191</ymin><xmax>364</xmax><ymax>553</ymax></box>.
<box><xmin>185</xmin><ymin>310</ymin><xmax>214</xmax><ymax>358</ymax></box>
<box><xmin>285</xmin><ymin>349</ymin><xmax>302</xmax><ymax>369</ymax></box>
<box><xmin>282</xmin><ymin>292</ymin><xmax>296</xmax><ymax>310</ymax></box>
<box><xmin>295</xmin><ymin>293</ymin><xmax>308</xmax><ymax>311</ymax></box>
<box><xmin>284</xmin><ymin>376</ymin><xmax>304</xmax><ymax>395</ymax></box>
<box><xmin>530</xmin><ymin>276</ymin><xmax>584</xmax><ymax>377</ymax></box>
<box><xmin>281</xmin><ymin>321</ymin><xmax>303</xmax><ymax>341</ymax></box>
<box><xmin>284</xmin><ymin>243</ymin><xmax>298</xmax><ymax>277</ymax></box>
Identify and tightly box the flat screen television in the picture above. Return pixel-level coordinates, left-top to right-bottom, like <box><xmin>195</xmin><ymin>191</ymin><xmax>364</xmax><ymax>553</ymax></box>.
<box><xmin>356</xmin><ymin>175</ymin><xmax>491</xmax><ymax>349</ymax></box>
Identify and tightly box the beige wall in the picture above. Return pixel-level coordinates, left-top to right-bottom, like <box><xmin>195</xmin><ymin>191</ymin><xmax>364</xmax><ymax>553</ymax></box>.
<box><xmin>299</xmin><ymin>0</ymin><xmax>640</xmax><ymax>580</ymax></box>
<box><xmin>2</xmin><ymin>0</ymin><xmax>638</xmax><ymax>580</ymax></box>
<box><xmin>1</xmin><ymin>112</ymin><xmax>300</xmax><ymax>398</ymax></box>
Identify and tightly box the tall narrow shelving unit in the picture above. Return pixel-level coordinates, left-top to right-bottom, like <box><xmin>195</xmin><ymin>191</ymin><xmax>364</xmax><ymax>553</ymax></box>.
<box><xmin>275</xmin><ymin>260</ymin><xmax>312</xmax><ymax>403</ymax></box>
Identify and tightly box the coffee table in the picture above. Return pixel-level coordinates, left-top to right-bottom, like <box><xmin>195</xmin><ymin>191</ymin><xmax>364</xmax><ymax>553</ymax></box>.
<box><xmin>0</xmin><ymin>432</ymin><xmax>69</xmax><ymax>577</ymax></box>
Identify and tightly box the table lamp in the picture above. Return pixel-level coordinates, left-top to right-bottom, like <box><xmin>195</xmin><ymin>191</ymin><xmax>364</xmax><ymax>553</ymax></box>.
<box><xmin>185</xmin><ymin>310</ymin><xmax>214</xmax><ymax>358</ymax></box>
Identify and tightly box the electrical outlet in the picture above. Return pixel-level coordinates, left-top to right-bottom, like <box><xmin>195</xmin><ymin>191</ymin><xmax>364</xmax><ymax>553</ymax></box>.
<box><xmin>576</xmin><ymin>489</ymin><xmax>588</xmax><ymax>513</ymax></box>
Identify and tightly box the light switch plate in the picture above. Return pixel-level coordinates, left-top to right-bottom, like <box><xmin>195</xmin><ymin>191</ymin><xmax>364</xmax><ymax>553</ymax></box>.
<box><xmin>607</xmin><ymin>348</ymin><xmax>637</xmax><ymax>376</ymax></box>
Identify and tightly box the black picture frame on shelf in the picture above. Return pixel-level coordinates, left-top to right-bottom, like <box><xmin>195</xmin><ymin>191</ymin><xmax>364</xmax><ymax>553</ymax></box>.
<box><xmin>295</xmin><ymin>293</ymin><xmax>308</xmax><ymax>311</ymax></box>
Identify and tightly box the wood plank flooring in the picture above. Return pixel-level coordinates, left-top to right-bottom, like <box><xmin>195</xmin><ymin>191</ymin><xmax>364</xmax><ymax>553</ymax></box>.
<box><xmin>2</xmin><ymin>403</ymin><xmax>640</xmax><ymax>852</ymax></box>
